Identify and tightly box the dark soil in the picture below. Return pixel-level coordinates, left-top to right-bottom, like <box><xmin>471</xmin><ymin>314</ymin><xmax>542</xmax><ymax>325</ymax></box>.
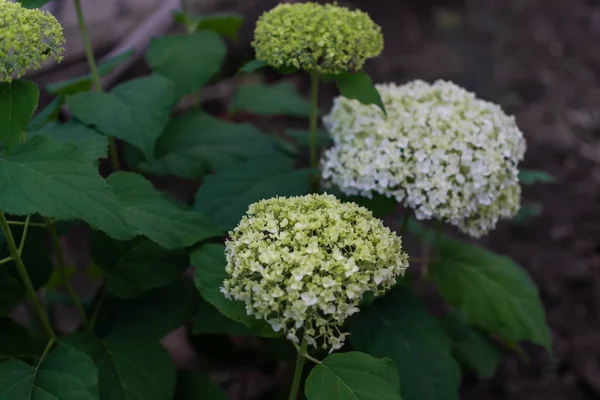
<box><xmin>32</xmin><ymin>0</ymin><xmax>600</xmax><ymax>398</ymax></box>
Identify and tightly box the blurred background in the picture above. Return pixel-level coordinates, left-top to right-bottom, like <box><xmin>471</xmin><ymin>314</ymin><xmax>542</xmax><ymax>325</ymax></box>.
<box><xmin>29</xmin><ymin>0</ymin><xmax>600</xmax><ymax>399</ymax></box>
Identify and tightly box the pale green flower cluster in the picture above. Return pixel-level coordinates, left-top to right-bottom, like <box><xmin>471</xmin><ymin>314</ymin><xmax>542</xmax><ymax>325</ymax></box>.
<box><xmin>221</xmin><ymin>194</ymin><xmax>408</xmax><ymax>351</ymax></box>
<box><xmin>321</xmin><ymin>80</ymin><xmax>526</xmax><ymax>237</ymax></box>
<box><xmin>252</xmin><ymin>2</ymin><xmax>383</xmax><ymax>75</ymax></box>
<box><xmin>0</xmin><ymin>0</ymin><xmax>65</xmax><ymax>82</ymax></box>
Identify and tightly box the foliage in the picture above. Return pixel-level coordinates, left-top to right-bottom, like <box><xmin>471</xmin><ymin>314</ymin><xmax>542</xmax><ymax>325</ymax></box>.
<box><xmin>0</xmin><ymin>1</ymin><xmax>553</xmax><ymax>400</ymax></box>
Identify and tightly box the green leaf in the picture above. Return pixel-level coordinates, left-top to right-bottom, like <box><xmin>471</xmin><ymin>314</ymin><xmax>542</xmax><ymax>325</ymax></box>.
<box><xmin>0</xmin><ymin>80</ymin><xmax>39</xmax><ymax>152</ymax></box>
<box><xmin>194</xmin><ymin>157</ymin><xmax>314</xmax><ymax>231</ymax></box>
<box><xmin>106</xmin><ymin>171</ymin><xmax>221</xmax><ymax>249</ymax></box>
<box><xmin>350</xmin><ymin>287</ymin><xmax>460</xmax><ymax>400</ymax></box>
<box><xmin>285</xmin><ymin>128</ymin><xmax>332</xmax><ymax>147</ymax></box>
<box><xmin>230</xmin><ymin>81</ymin><xmax>312</xmax><ymax>117</ymax></box>
<box><xmin>173</xmin><ymin>11</ymin><xmax>244</xmax><ymax>41</ymax></box>
<box><xmin>0</xmin><ymin>269</ymin><xmax>24</xmax><ymax>316</ymax></box>
<box><xmin>45</xmin><ymin>50</ymin><xmax>135</xmax><ymax>96</ymax></box>
<box><xmin>192</xmin><ymin>298</ymin><xmax>254</xmax><ymax>336</ymax></box>
<box><xmin>512</xmin><ymin>202</ymin><xmax>543</xmax><ymax>226</ymax></box>
<box><xmin>0</xmin><ymin>318</ymin><xmax>32</xmax><ymax>359</ymax></box>
<box><xmin>518</xmin><ymin>169</ymin><xmax>555</xmax><ymax>185</ymax></box>
<box><xmin>89</xmin><ymin>230</ymin><xmax>189</xmax><ymax>298</ymax></box>
<box><xmin>0</xmin><ymin>137</ymin><xmax>131</xmax><ymax>240</ymax></box>
<box><xmin>335</xmin><ymin>72</ymin><xmax>386</xmax><ymax>115</ymax></box>
<box><xmin>27</xmin><ymin>97</ymin><xmax>62</xmax><ymax>131</ymax></box>
<box><xmin>175</xmin><ymin>371</ymin><xmax>228</xmax><ymax>400</ymax></box>
<box><xmin>191</xmin><ymin>244</ymin><xmax>278</xmax><ymax>337</ymax></box>
<box><xmin>0</xmin><ymin>344</ymin><xmax>99</xmax><ymax>399</ymax></box>
<box><xmin>337</xmin><ymin>192</ymin><xmax>398</xmax><ymax>219</ymax></box>
<box><xmin>441</xmin><ymin>311</ymin><xmax>501</xmax><ymax>380</ymax></box>
<box><xmin>432</xmin><ymin>238</ymin><xmax>551</xmax><ymax>350</ymax></box>
<box><xmin>16</xmin><ymin>0</ymin><xmax>51</xmax><ymax>8</ymax></box>
<box><xmin>93</xmin><ymin>279</ymin><xmax>198</xmax><ymax>340</ymax></box>
<box><xmin>65</xmin><ymin>332</ymin><xmax>176</xmax><ymax>400</ymax></box>
<box><xmin>146</xmin><ymin>32</ymin><xmax>226</xmax><ymax>101</ymax></box>
<box><xmin>239</xmin><ymin>59</ymin><xmax>268</xmax><ymax>74</ymax></box>
<box><xmin>305</xmin><ymin>352</ymin><xmax>402</xmax><ymax>400</ymax></box>
<box><xmin>28</xmin><ymin>121</ymin><xmax>107</xmax><ymax>162</ymax></box>
<box><xmin>141</xmin><ymin>111</ymin><xmax>278</xmax><ymax>179</ymax></box>
<box><xmin>67</xmin><ymin>75</ymin><xmax>173</xmax><ymax>160</ymax></box>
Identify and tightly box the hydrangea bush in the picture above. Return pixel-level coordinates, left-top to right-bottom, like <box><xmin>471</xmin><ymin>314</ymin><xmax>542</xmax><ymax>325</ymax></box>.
<box><xmin>0</xmin><ymin>1</ymin><xmax>553</xmax><ymax>399</ymax></box>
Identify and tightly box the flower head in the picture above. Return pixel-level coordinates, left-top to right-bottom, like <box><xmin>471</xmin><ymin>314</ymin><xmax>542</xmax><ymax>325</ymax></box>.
<box><xmin>222</xmin><ymin>194</ymin><xmax>408</xmax><ymax>352</ymax></box>
<box><xmin>0</xmin><ymin>0</ymin><xmax>65</xmax><ymax>82</ymax></box>
<box><xmin>252</xmin><ymin>2</ymin><xmax>383</xmax><ymax>75</ymax></box>
<box><xmin>321</xmin><ymin>80</ymin><xmax>526</xmax><ymax>237</ymax></box>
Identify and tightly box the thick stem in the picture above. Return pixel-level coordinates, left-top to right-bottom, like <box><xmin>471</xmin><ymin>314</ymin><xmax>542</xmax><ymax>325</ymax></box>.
<box><xmin>44</xmin><ymin>218</ymin><xmax>91</xmax><ymax>330</ymax></box>
<box><xmin>0</xmin><ymin>213</ymin><xmax>56</xmax><ymax>340</ymax></box>
<box><xmin>73</xmin><ymin>0</ymin><xmax>121</xmax><ymax>171</ymax></box>
<box><xmin>288</xmin><ymin>338</ymin><xmax>308</xmax><ymax>400</ymax></box>
<box><xmin>309</xmin><ymin>72</ymin><xmax>320</xmax><ymax>170</ymax></box>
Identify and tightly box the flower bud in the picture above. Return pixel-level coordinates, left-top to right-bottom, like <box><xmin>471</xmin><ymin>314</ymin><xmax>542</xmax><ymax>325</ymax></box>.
<box><xmin>252</xmin><ymin>2</ymin><xmax>383</xmax><ymax>75</ymax></box>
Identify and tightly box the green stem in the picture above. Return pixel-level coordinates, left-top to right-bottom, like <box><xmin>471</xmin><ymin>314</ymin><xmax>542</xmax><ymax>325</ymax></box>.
<box><xmin>0</xmin><ymin>212</ymin><xmax>56</xmax><ymax>340</ymax></box>
<box><xmin>18</xmin><ymin>216</ymin><xmax>31</xmax><ymax>254</ymax></box>
<box><xmin>309</xmin><ymin>72</ymin><xmax>320</xmax><ymax>170</ymax></box>
<box><xmin>38</xmin><ymin>339</ymin><xmax>55</xmax><ymax>365</ymax></box>
<box><xmin>73</xmin><ymin>0</ymin><xmax>101</xmax><ymax>91</ymax></box>
<box><xmin>180</xmin><ymin>0</ymin><xmax>191</xmax><ymax>32</ymax></box>
<box><xmin>73</xmin><ymin>0</ymin><xmax>121</xmax><ymax>172</ymax></box>
<box><xmin>8</xmin><ymin>220</ymin><xmax>46</xmax><ymax>228</ymax></box>
<box><xmin>400</xmin><ymin>211</ymin><xmax>410</xmax><ymax>236</ymax></box>
<box><xmin>419</xmin><ymin>240</ymin><xmax>430</xmax><ymax>285</ymax></box>
<box><xmin>107</xmin><ymin>138</ymin><xmax>121</xmax><ymax>172</ymax></box>
<box><xmin>288</xmin><ymin>338</ymin><xmax>308</xmax><ymax>400</ymax></box>
<box><xmin>44</xmin><ymin>218</ymin><xmax>91</xmax><ymax>331</ymax></box>
<box><xmin>90</xmin><ymin>286</ymin><xmax>107</xmax><ymax>328</ymax></box>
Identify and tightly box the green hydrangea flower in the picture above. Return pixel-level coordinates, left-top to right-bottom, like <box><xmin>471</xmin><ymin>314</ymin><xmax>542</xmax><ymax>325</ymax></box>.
<box><xmin>222</xmin><ymin>194</ymin><xmax>408</xmax><ymax>352</ymax></box>
<box><xmin>0</xmin><ymin>0</ymin><xmax>65</xmax><ymax>82</ymax></box>
<box><xmin>252</xmin><ymin>2</ymin><xmax>383</xmax><ymax>75</ymax></box>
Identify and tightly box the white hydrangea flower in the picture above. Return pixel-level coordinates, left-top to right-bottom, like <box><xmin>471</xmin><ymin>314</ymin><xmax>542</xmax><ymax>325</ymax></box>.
<box><xmin>321</xmin><ymin>80</ymin><xmax>526</xmax><ymax>237</ymax></box>
<box><xmin>222</xmin><ymin>194</ymin><xmax>408</xmax><ymax>352</ymax></box>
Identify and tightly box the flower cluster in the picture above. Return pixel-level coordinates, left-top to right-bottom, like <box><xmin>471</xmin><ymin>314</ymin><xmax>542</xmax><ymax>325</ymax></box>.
<box><xmin>321</xmin><ymin>80</ymin><xmax>526</xmax><ymax>237</ymax></box>
<box><xmin>0</xmin><ymin>0</ymin><xmax>64</xmax><ymax>82</ymax></box>
<box><xmin>252</xmin><ymin>2</ymin><xmax>383</xmax><ymax>75</ymax></box>
<box><xmin>221</xmin><ymin>194</ymin><xmax>408</xmax><ymax>351</ymax></box>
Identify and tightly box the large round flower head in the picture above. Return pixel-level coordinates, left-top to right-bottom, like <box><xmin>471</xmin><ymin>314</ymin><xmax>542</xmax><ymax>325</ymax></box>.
<box><xmin>321</xmin><ymin>80</ymin><xmax>527</xmax><ymax>237</ymax></box>
<box><xmin>0</xmin><ymin>0</ymin><xmax>65</xmax><ymax>82</ymax></box>
<box><xmin>252</xmin><ymin>2</ymin><xmax>383</xmax><ymax>75</ymax></box>
<box><xmin>221</xmin><ymin>194</ymin><xmax>408</xmax><ymax>352</ymax></box>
